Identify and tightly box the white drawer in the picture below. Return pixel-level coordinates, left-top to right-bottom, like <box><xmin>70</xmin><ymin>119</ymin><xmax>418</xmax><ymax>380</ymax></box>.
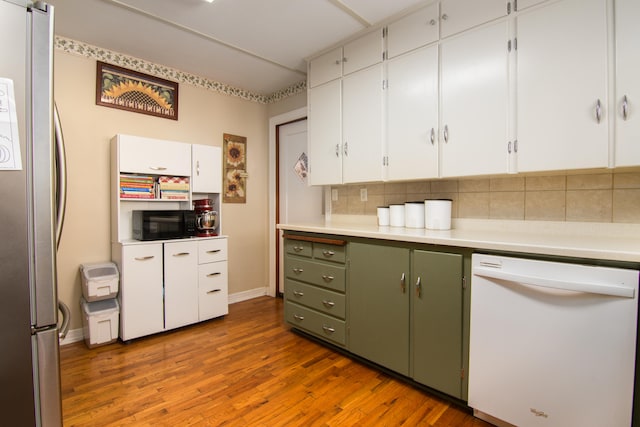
<box><xmin>198</xmin><ymin>261</ymin><xmax>228</xmax><ymax>321</ymax></box>
<box><xmin>198</xmin><ymin>238</ymin><xmax>227</xmax><ymax>264</ymax></box>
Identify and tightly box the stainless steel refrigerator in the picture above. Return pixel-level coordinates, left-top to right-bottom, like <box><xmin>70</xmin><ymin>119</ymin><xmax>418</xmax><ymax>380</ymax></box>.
<box><xmin>0</xmin><ymin>1</ymin><xmax>65</xmax><ymax>425</ymax></box>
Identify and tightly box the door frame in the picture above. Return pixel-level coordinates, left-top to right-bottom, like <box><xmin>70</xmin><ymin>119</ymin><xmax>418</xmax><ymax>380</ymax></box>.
<box><xmin>268</xmin><ymin>107</ymin><xmax>307</xmax><ymax>297</ymax></box>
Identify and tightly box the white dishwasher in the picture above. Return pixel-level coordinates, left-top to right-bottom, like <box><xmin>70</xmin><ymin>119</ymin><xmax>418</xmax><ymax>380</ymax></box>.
<box><xmin>468</xmin><ymin>253</ymin><xmax>638</xmax><ymax>427</ymax></box>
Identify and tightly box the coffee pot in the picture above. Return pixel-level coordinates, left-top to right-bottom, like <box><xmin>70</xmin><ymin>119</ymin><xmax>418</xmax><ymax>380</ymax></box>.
<box><xmin>193</xmin><ymin>199</ymin><xmax>218</xmax><ymax>237</ymax></box>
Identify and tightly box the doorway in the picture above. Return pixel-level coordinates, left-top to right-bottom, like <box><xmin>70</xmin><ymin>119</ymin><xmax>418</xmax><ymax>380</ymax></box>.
<box><xmin>275</xmin><ymin>118</ymin><xmax>324</xmax><ymax>295</ymax></box>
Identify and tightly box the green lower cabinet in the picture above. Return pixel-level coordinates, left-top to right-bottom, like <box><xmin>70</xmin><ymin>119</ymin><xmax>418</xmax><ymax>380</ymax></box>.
<box><xmin>411</xmin><ymin>250</ymin><xmax>464</xmax><ymax>399</ymax></box>
<box><xmin>349</xmin><ymin>242</ymin><xmax>410</xmax><ymax>376</ymax></box>
<box><xmin>349</xmin><ymin>241</ymin><xmax>468</xmax><ymax>400</ymax></box>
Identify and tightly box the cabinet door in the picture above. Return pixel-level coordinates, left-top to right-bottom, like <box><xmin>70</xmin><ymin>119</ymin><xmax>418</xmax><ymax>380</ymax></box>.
<box><xmin>349</xmin><ymin>242</ymin><xmax>410</xmax><ymax>375</ymax></box>
<box><xmin>118</xmin><ymin>135</ymin><xmax>191</xmax><ymax>176</ymax></box>
<box><xmin>343</xmin><ymin>30</ymin><xmax>383</xmax><ymax>75</ymax></box>
<box><xmin>308</xmin><ymin>80</ymin><xmax>342</xmax><ymax>185</ymax></box>
<box><xmin>614</xmin><ymin>0</ymin><xmax>640</xmax><ymax>167</ymax></box>
<box><xmin>516</xmin><ymin>0</ymin><xmax>608</xmax><ymax>172</ymax></box>
<box><xmin>412</xmin><ymin>250</ymin><xmax>463</xmax><ymax>398</ymax></box>
<box><xmin>308</xmin><ymin>47</ymin><xmax>343</xmax><ymax>88</ymax></box>
<box><xmin>120</xmin><ymin>244</ymin><xmax>164</xmax><ymax>340</ymax></box>
<box><xmin>440</xmin><ymin>20</ymin><xmax>510</xmax><ymax>177</ymax></box>
<box><xmin>192</xmin><ymin>144</ymin><xmax>222</xmax><ymax>193</ymax></box>
<box><xmin>164</xmin><ymin>241</ymin><xmax>199</xmax><ymax>330</ymax></box>
<box><xmin>342</xmin><ymin>64</ymin><xmax>385</xmax><ymax>183</ymax></box>
<box><xmin>387</xmin><ymin>3</ymin><xmax>439</xmax><ymax>59</ymax></box>
<box><xmin>387</xmin><ymin>45</ymin><xmax>439</xmax><ymax>180</ymax></box>
<box><xmin>440</xmin><ymin>0</ymin><xmax>508</xmax><ymax>39</ymax></box>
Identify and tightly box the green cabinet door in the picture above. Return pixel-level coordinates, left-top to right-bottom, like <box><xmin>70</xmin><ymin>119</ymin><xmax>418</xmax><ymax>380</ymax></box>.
<box><xmin>411</xmin><ymin>250</ymin><xmax>463</xmax><ymax>398</ymax></box>
<box><xmin>349</xmin><ymin>242</ymin><xmax>410</xmax><ymax>376</ymax></box>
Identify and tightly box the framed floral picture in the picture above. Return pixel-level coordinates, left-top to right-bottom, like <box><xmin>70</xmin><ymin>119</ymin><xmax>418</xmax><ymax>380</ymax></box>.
<box><xmin>223</xmin><ymin>133</ymin><xmax>247</xmax><ymax>203</ymax></box>
<box><xmin>96</xmin><ymin>61</ymin><xmax>178</xmax><ymax>120</ymax></box>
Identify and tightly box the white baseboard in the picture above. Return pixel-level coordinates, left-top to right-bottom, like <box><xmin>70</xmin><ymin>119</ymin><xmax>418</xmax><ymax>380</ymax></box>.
<box><xmin>59</xmin><ymin>287</ymin><xmax>272</xmax><ymax>346</ymax></box>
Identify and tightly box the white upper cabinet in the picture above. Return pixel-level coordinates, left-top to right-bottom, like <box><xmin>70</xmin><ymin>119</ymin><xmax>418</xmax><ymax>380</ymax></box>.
<box><xmin>614</xmin><ymin>0</ymin><xmax>640</xmax><ymax>167</ymax></box>
<box><xmin>343</xmin><ymin>30</ymin><xmax>384</xmax><ymax>75</ymax></box>
<box><xmin>308</xmin><ymin>79</ymin><xmax>342</xmax><ymax>186</ymax></box>
<box><xmin>387</xmin><ymin>45</ymin><xmax>439</xmax><ymax>180</ymax></box>
<box><xmin>440</xmin><ymin>0</ymin><xmax>508</xmax><ymax>39</ymax></box>
<box><xmin>440</xmin><ymin>20</ymin><xmax>510</xmax><ymax>177</ymax></box>
<box><xmin>117</xmin><ymin>134</ymin><xmax>191</xmax><ymax>177</ymax></box>
<box><xmin>342</xmin><ymin>64</ymin><xmax>385</xmax><ymax>183</ymax></box>
<box><xmin>387</xmin><ymin>3</ymin><xmax>440</xmax><ymax>59</ymax></box>
<box><xmin>191</xmin><ymin>144</ymin><xmax>222</xmax><ymax>194</ymax></box>
<box><xmin>516</xmin><ymin>0</ymin><xmax>548</xmax><ymax>10</ymax></box>
<box><xmin>516</xmin><ymin>0</ymin><xmax>608</xmax><ymax>172</ymax></box>
<box><xmin>308</xmin><ymin>47</ymin><xmax>343</xmax><ymax>88</ymax></box>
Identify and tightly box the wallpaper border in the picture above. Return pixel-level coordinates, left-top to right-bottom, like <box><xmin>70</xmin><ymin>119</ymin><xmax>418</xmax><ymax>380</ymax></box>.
<box><xmin>54</xmin><ymin>36</ymin><xmax>306</xmax><ymax>105</ymax></box>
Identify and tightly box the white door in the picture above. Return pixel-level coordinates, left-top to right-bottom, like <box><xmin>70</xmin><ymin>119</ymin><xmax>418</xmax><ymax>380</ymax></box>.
<box><xmin>278</xmin><ymin>119</ymin><xmax>324</xmax><ymax>293</ymax></box>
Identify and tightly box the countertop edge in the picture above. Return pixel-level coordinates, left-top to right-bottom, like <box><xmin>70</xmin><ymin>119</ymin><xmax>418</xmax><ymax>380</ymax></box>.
<box><xmin>278</xmin><ymin>220</ymin><xmax>640</xmax><ymax>263</ymax></box>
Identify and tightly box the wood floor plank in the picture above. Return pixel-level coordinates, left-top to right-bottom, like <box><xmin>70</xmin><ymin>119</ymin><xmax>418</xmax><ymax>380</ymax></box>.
<box><xmin>60</xmin><ymin>296</ymin><xmax>491</xmax><ymax>426</ymax></box>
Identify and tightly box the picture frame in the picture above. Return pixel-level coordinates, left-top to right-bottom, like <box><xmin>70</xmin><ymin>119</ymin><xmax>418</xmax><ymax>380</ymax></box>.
<box><xmin>223</xmin><ymin>133</ymin><xmax>247</xmax><ymax>204</ymax></box>
<box><xmin>96</xmin><ymin>61</ymin><xmax>178</xmax><ymax>120</ymax></box>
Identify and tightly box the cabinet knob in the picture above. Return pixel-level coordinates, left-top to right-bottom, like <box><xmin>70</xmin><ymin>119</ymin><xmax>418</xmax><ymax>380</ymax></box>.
<box><xmin>441</xmin><ymin>13</ymin><xmax>448</xmax><ymax>21</ymax></box>
<box><xmin>321</xmin><ymin>275</ymin><xmax>334</xmax><ymax>282</ymax></box>
<box><xmin>293</xmin><ymin>290</ymin><xmax>304</xmax><ymax>297</ymax></box>
<box><xmin>293</xmin><ymin>246</ymin><xmax>304</xmax><ymax>252</ymax></box>
<box><xmin>335</xmin><ymin>59</ymin><xmax>341</xmax><ymax>65</ymax></box>
<box><xmin>322</xmin><ymin>325</ymin><xmax>335</xmax><ymax>334</ymax></box>
<box><xmin>293</xmin><ymin>268</ymin><xmax>304</xmax><ymax>274</ymax></box>
<box><xmin>322</xmin><ymin>300</ymin><xmax>335</xmax><ymax>308</ymax></box>
<box><xmin>293</xmin><ymin>314</ymin><xmax>305</xmax><ymax>321</ymax></box>
<box><xmin>322</xmin><ymin>250</ymin><xmax>335</xmax><ymax>257</ymax></box>
<box><xmin>342</xmin><ymin>57</ymin><xmax>348</xmax><ymax>63</ymax></box>
<box><xmin>429</xmin><ymin>19</ymin><xmax>436</xmax><ymax>26</ymax></box>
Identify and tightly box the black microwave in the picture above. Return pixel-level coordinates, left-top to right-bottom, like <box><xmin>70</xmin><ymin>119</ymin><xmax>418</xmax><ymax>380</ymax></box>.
<box><xmin>132</xmin><ymin>210</ymin><xmax>196</xmax><ymax>241</ymax></box>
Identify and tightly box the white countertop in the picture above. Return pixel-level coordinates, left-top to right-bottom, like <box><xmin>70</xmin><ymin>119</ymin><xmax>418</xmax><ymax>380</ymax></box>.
<box><xmin>278</xmin><ymin>216</ymin><xmax>640</xmax><ymax>263</ymax></box>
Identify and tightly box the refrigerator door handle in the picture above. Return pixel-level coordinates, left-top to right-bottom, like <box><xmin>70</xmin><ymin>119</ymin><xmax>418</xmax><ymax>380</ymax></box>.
<box><xmin>57</xmin><ymin>301</ymin><xmax>70</xmax><ymax>339</ymax></box>
<box><xmin>54</xmin><ymin>103</ymin><xmax>67</xmax><ymax>251</ymax></box>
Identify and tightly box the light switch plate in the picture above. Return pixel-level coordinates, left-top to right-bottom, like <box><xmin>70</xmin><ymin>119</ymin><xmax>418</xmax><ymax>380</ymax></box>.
<box><xmin>331</xmin><ymin>189</ymin><xmax>338</xmax><ymax>201</ymax></box>
<box><xmin>360</xmin><ymin>188</ymin><xmax>367</xmax><ymax>202</ymax></box>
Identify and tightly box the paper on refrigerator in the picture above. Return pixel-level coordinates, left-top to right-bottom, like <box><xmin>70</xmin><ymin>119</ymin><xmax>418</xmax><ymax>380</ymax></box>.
<box><xmin>0</xmin><ymin>77</ymin><xmax>22</xmax><ymax>170</ymax></box>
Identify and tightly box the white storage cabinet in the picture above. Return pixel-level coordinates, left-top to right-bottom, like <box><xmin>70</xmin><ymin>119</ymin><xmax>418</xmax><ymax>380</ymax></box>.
<box><xmin>198</xmin><ymin>239</ymin><xmax>229</xmax><ymax>321</ymax></box>
<box><xmin>164</xmin><ymin>240</ymin><xmax>199</xmax><ymax>330</ymax></box>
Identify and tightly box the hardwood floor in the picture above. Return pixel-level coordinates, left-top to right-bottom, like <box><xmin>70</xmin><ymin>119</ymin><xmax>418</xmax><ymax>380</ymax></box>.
<box><xmin>60</xmin><ymin>296</ymin><xmax>491</xmax><ymax>426</ymax></box>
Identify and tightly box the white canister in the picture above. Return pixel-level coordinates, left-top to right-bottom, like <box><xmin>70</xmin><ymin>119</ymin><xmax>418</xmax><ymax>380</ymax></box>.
<box><xmin>425</xmin><ymin>199</ymin><xmax>452</xmax><ymax>230</ymax></box>
<box><xmin>404</xmin><ymin>202</ymin><xmax>425</xmax><ymax>229</ymax></box>
<box><xmin>389</xmin><ymin>204</ymin><xmax>405</xmax><ymax>227</ymax></box>
<box><xmin>377</xmin><ymin>207</ymin><xmax>390</xmax><ymax>226</ymax></box>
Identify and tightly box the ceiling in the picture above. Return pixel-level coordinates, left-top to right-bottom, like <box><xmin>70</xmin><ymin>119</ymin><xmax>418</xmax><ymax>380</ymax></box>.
<box><xmin>47</xmin><ymin>0</ymin><xmax>429</xmax><ymax>97</ymax></box>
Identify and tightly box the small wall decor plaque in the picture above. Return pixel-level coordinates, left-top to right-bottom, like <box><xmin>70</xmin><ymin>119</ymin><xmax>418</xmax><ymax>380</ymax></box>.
<box><xmin>96</xmin><ymin>61</ymin><xmax>178</xmax><ymax>120</ymax></box>
<box><xmin>223</xmin><ymin>133</ymin><xmax>247</xmax><ymax>203</ymax></box>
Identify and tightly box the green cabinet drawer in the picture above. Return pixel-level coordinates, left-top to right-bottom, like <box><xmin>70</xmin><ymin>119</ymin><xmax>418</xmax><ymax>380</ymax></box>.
<box><xmin>284</xmin><ymin>258</ymin><xmax>345</xmax><ymax>292</ymax></box>
<box><xmin>284</xmin><ymin>239</ymin><xmax>312</xmax><ymax>258</ymax></box>
<box><xmin>284</xmin><ymin>279</ymin><xmax>345</xmax><ymax>319</ymax></box>
<box><xmin>285</xmin><ymin>301</ymin><xmax>346</xmax><ymax>346</ymax></box>
<box><xmin>312</xmin><ymin>243</ymin><xmax>346</xmax><ymax>264</ymax></box>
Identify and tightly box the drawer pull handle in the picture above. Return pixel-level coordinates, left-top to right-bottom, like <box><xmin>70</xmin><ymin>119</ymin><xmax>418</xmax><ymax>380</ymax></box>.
<box><xmin>293</xmin><ymin>246</ymin><xmax>304</xmax><ymax>252</ymax></box>
<box><xmin>149</xmin><ymin>166</ymin><xmax>167</xmax><ymax>171</ymax></box>
<box><xmin>322</xmin><ymin>250</ymin><xmax>335</xmax><ymax>257</ymax></box>
<box><xmin>134</xmin><ymin>256</ymin><xmax>154</xmax><ymax>261</ymax></box>
<box><xmin>293</xmin><ymin>314</ymin><xmax>304</xmax><ymax>321</ymax></box>
<box><xmin>400</xmin><ymin>272</ymin><xmax>406</xmax><ymax>293</ymax></box>
<box><xmin>207</xmin><ymin>249</ymin><xmax>221</xmax><ymax>254</ymax></box>
<box><xmin>415</xmin><ymin>276</ymin><xmax>422</xmax><ymax>298</ymax></box>
<box><xmin>293</xmin><ymin>291</ymin><xmax>304</xmax><ymax>297</ymax></box>
<box><xmin>173</xmin><ymin>252</ymin><xmax>190</xmax><ymax>257</ymax></box>
<box><xmin>322</xmin><ymin>300</ymin><xmax>335</xmax><ymax>308</ymax></box>
<box><xmin>322</xmin><ymin>325</ymin><xmax>335</xmax><ymax>334</ymax></box>
<box><xmin>207</xmin><ymin>272</ymin><xmax>222</xmax><ymax>277</ymax></box>
<box><xmin>322</xmin><ymin>275</ymin><xmax>334</xmax><ymax>282</ymax></box>
<box><xmin>293</xmin><ymin>268</ymin><xmax>304</xmax><ymax>274</ymax></box>
<box><xmin>207</xmin><ymin>289</ymin><xmax>221</xmax><ymax>294</ymax></box>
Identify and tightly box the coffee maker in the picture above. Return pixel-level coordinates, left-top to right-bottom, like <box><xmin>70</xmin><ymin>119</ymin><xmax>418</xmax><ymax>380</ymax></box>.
<box><xmin>193</xmin><ymin>199</ymin><xmax>218</xmax><ymax>237</ymax></box>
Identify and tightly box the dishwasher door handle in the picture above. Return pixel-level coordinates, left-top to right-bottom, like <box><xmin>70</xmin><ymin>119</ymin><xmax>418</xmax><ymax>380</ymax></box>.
<box><xmin>474</xmin><ymin>267</ymin><xmax>635</xmax><ymax>298</ymax></box>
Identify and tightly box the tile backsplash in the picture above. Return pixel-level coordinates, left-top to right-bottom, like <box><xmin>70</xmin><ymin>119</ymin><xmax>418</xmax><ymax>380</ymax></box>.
<box><xmin>330</xmin><ymin>170</ymin><xmax>640</xmax><ymax>223</ymax></box>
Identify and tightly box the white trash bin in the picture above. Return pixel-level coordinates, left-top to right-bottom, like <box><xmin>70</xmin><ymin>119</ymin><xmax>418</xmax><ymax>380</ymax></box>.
<box><xmin>80</xmin><ymin>262</ymin><xmax>119</xmax><ymax>302</ymax></box>
<box><xmin>81</xmin><ymin>297</ymin><xmax>119</xmax><ymax>348</ymax></box>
